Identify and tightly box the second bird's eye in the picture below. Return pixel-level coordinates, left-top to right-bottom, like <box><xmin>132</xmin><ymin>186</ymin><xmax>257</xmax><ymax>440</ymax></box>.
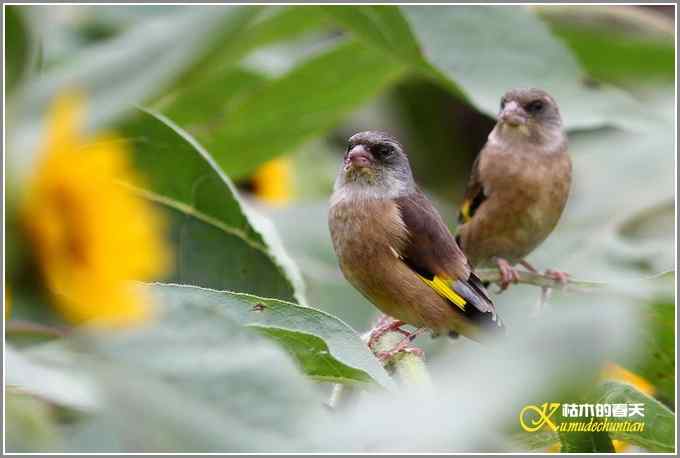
<box><xmin>526</xmin><ymin>100</ymin><xmax>544</xmax><ymax>113</ymax></box>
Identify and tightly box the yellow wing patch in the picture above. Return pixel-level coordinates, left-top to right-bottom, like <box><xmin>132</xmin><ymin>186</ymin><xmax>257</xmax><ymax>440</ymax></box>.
<box><xmin>459</xmin><ymin>199</ymin><xmax>472</xmax><ymax>223</ymax></box>
<box><xmin>417</xmin><ymin>274</ymin><xmax>466</xmax><ymax>311</ymax></box>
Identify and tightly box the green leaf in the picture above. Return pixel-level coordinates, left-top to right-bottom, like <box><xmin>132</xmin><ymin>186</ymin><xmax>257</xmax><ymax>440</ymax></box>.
<box><xmin>146</xmin><ymin>283</ymin><xmax>394</xmax><ymax>389</ymax></box>
<box><xmin>6</xmin><ymin>6</ymin><xmax>32</xmax><ymax>93</ymax></box>
<box><xmin>557</xmin><ymin>420</ymin><xmax>615</xmax><ymax>453</ymax></box>
<box><xmin>593</xmin><ymin>382</ymin><xmax>675</xmax><ymax>452</ymax></box>
<box><xmin>328</xmin><ymin>5</ymin><xmax>654</xmax><ymax>131</ymax></box>
<box><xmin>118</xmin><ymin>108</ymin><xmax>304</xmax><ymax>303</ymax></box>
<box><xmin>6</xmin><ymin>345</ymin><xmax>98</xmax><ymax>411</ymax></box>
<box><xmin>156</xmin><ymin>6</ymin><xmax>333</xmax><ymax>129</ymax></box>
<box><xmin>160</xmin><ymin>68</ymin><xmax>267</xmax><ymax>129</ymax></box>
<box><xmin>322</xmin><ymin>6</ymin><xmax>422</xmax><ymax>63</ymax></box>
<box><xmin>538</xmin><ymin>7</ymin><xmax>674</xmax><ymax>86</ymax></box>
<box><xmin>9</xmin><ymin>7</ymin><xmax>259</xmax><ymax>176</ymax></box>
<box><xmin>631</xmin><ymin>300</ymin><xmax>675</xmax><ymax>405</ymax></box>
<box><xmin>201</xmin><ymin>39</ymin><xmax>405</xmax><ymax>179</ymax></box>
<box><xmin>17</xmin><ymin>308</ymin><xmax>331</xmax><ymax>452</ymax></box>
<box><xmin>401</xmin><ymin>6</ymin><xmax>658</xmax><ymax>131</ymax></box>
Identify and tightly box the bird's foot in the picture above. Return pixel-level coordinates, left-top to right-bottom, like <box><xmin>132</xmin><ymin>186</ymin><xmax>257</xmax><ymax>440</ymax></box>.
<box><xmin>494</xmin><ymin>257</ymin><xmax>519</xmax><ymax>292</ymax></box>
<box><xmin>545</xmin><ymin>269</ymin><xmax>570</xmax><ymax>287</ymax></box>
<box><xmin>366</xmin><ymin>317</ymin><xmax>408</xmax><ymax>349</ymax></box>
<box><xmin>376</xmin><ymin>327</ymin><xmax>427</xmax><ymax>362</ymax></box>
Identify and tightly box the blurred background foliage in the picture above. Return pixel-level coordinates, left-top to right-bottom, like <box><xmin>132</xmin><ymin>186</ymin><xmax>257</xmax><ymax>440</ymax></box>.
<box><xmin>4</xmin><ymin>4</ymin><xmax>675</xmax><ymax>453</ymax></box>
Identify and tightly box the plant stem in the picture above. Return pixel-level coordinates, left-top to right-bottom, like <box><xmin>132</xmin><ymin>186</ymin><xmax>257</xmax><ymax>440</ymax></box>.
<box><xmin>474</xmin><ymin>267</ymin><xmax>604</xmax><ymax>291</ymax></box>
<box><xmin>369</xmin><ymin>329</ymin><xmax>432</xmax><ymax>389</ymax></box>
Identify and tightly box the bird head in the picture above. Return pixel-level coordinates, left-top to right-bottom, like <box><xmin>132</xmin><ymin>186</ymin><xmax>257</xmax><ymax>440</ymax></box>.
<box><xmin>496</xmin><ymin>88</ymin><xmax>563</xmax><ymax>143</ymax></box>
<box><xmin>336</xmin><ymin>131</ymin><xmax>415</xmax><ymax>196</ymax></box>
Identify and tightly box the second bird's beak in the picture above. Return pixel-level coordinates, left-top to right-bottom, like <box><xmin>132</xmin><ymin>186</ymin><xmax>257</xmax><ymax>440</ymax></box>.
<box><xmin>499</xmin><ymin>101</ymin><xmax>527</xmax><ymax>126</ymax></box>
<box><xmin>344</xmin><ymin>145</ymin><xmax>373</xmax><ymax>171</ymax></box>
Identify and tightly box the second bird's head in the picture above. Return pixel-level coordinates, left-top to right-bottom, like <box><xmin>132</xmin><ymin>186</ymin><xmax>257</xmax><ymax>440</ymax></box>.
<box><xmin>336</xmin><ymin>131</ymin><xmax>415</xmax><ymax>196</ymax></box>
<box><xmin>495</xmin><ymin>88</ymin><xmax>564</xmax><ymax>144</ymax></box>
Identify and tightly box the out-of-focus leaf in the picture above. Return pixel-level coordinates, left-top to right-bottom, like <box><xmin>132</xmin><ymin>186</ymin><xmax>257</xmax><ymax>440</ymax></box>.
<box><xmin>203</xmin><ymin>40</ymin><xmax>405</xmax><ymax>179</ymax></box>
<box><xmin>6</xmin><ymin>345</ymin><xmax>99</xmax><ymax>411</ymax></box>
<box><xmin>548</xmin><ymin>22</ymin><xmax>674</xmax><ymax>86</ymax></box>
<box><xmin>538</xmin><ymin>6</ymin><xmax>674</xmax><ymax>86</ymax></box>
<box><xmin>118</xmin><ymin>108</ymin><xmax>304</xmax><ymax>303</ymax></box>
<box><xmin>9</xmin><ymin>6</ymin><xmax>259</xmax><ymax>177</ymax></box>
<box><xmin>628</xmin><ymin>300</ymin><xmax>675</xmax><ymax>405</ymax></box>
<box><xmin>531</xmin><ymin>125</ymin><xmax>674</xmax><ymax>285</ymax></box>
<box><xmin>157</xmin><ymin>6</ymin><xmax>336</xmax><ymax>131</ymax></box>
<box><xmin>237</xmin><ymin>6</ymin><xmax>331</xmax><ymax>58</ymax></box>
<box><xmin>592</xmin><ymin>381</ymin><xmax>675</xmax><ymax>452</ymax></box>
<box><xmin>6</xmin><ymin>6</ymin><xmax>32</xmax><ymax>92</ymax></box>
<box><xmin>401</xmin><ymin>6</ymin><xmax>659</xmax><ymax>131</ymax></box>
<box><xmin>327</xmin><ymin>5</ymin><xmax>655</xmax><ymax>131</ymax></box>
<box><xmin>310</xmin><ymin>295</ymin><xmax>636</xmax><ymax>452</ymax></box>
<box><xmin>6</xmin><ymin>390</ymin><xmax>62</xmax><ymax>452</ymax></box>
<box><xmin>21</xmin><ymin>305</ymin><xmax>331</xmax><ymax>452</ymax></box>
<box><xmin>146</xmin><ymin>283</ymin><xmax>394</xmax><ymax>389</ymax></box>
<box><xmin>322</xmin><ymin>6</ymin><xmax>422</xmax><ymax>63</ymax></box>
<box><xmin>556</xmin><ymin>412</ymin><xmax>615</xmax><ymax>453</ymax></box>
<box><xmin>160</xmin><ymin>67</ymin><xmax>267</xmax><ymax>130</ymax></box>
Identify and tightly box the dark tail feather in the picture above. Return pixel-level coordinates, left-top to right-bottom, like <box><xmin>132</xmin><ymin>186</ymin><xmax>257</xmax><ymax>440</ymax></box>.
<box><xmin>468</xmin><ymin>272</ymin><xmax>494</xmax><ymax>308</ymax></box>
<box><xmin>453</xmin><ymin>274</ymin><xmax>503</xmax><ymax>332</ymax></box>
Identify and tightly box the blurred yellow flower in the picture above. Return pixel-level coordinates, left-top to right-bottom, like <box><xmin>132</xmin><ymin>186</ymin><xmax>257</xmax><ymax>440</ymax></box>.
<box><xmin>601</xmin><ymin>362</ymin><xmax>655</xmax><ymax>397</ymax></box>
<box><xmin>252</xmin><ymin>156</ymin><xmax>293</xmax><ymax>206</ymax></box>
<box><xmin>21</xmin><ymin>93</ymin><xmax>170</xmax><ymax>327</ymax></box>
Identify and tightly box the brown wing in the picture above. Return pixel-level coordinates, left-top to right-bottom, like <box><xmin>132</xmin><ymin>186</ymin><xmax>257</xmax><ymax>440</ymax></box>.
<box><xmin>458</xmin><ymin>153</ymin><xmax>487</xmax><ymax>224</ymax></box>
<box><xmin>395</xmin><ymin>191</ymin><xmax>498</xmax><ymax>323</ymax></box>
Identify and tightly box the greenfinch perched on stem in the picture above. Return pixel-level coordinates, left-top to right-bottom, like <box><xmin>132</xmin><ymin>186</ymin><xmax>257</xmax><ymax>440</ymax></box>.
<box><xmin>328</xmin><ymin>131</ymin><xmax>502</xmax><ymax>357</ymax></box>
<box><xmin>457</xmin><ymin>88</ymin><xmax>572</xmax><ymax>291</ymax></box>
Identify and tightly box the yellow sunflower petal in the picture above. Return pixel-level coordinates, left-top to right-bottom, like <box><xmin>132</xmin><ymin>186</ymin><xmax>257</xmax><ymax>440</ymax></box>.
<box><xmin>22</xmin><ymin>92</ymin><xmax>170</xmax><ymax>328</ymax></box>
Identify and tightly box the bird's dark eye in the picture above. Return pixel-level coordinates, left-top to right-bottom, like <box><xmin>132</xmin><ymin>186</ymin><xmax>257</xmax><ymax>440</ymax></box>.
<box><xmin>500</xmin><ymin>98</ymin><xmax>507</xmax><ymax>110</ymax></box>
<box><xmin>525</xmin><ymin>100</ymin><xmax>544</xmax><ymax>113</ymax></box>
<box><xmin>372</xmin><ymin>144</ymin><xmax>393</xmax><ymax>158</ymax></box>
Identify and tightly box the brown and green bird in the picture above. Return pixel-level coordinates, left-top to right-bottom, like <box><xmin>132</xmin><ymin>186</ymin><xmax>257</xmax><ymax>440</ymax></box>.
<box><xmin>457</xmin><ymin>88</ymin><xmax>572</xmax><ymax>289</ymax></box>
<box><xmin>328</xmin><ymin>131</ymin><xmax>503</xmax><ymax>353</ymax></box>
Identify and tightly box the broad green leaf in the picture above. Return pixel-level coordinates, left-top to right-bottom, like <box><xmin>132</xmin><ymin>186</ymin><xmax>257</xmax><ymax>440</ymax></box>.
<box><xmin>16</xmin><ymin>308</ymin><xmax>331</xmax><ymax>452</ymax></box>
<box><xmin>6</xmin><ymin>6</ymin><xmax>31</xmax><ymax>93</ymax></box>
<box><xmin>147</xmin><ymin>283</ymin><xmax>394</xmax><ymax>389</ymax></box>
<box><xmin>592</xmin><ymin>381</ymin><xmax>675</xmax><ymax>452</ymax></box>
<box><xmin>538</xmin><ymin>7</ymin><xmax>674</xmax><ymax>86</ymax></box>
<box><xmin>160</xmin><ymin>67</ymin><xmax>268</xmax><ymax>133</ymax></box>
<box><xmin>9</xmin><ymin>6</ymin><xmax>259</xmax><ymax>178</ymax></box>
<box><xmin>202</xmin><ymin>39</ymin><xmax>405</xmax><ymax>179</ymax></box>
<box><xmin>6</xmin><ymin>345</ymin><xmax>98</xmax><ymax>411</ymax></box>
<box><xmin>328</xmin><ymin>5</ymin><xmax>655</xmax><ymax>131</ymax></box>
<box><xmin>118</xmin><ymin>108</ymin><xmax>304</xmax><ymax>303</ymax></box>
<box><xmin>556</xmin><ymin>407</ymin><xmax>615</xmax><ymax>453</ymax></box>
<box><xmin>155</xmin><ymin>6</ymin><xmax>332</xmax><ymax>129</ymax></box>
<box><xmin>401</xmin><ymin>6</ymin><xmax>658</xmax><ymax>131</ymax></box>
<box><xmin>558</xmin><ymin>430</ymin><xmax>614</xmax><ymax>453</ymax></box>
<box><xmin>322</xmin><ymin>6</ymin><xmax>422</xmax><ymax>63</ymax></box>
<box><xmin>167</xmin><ymin>6</ymin><xmax>328</xmax><ymax>91</ymax></box>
